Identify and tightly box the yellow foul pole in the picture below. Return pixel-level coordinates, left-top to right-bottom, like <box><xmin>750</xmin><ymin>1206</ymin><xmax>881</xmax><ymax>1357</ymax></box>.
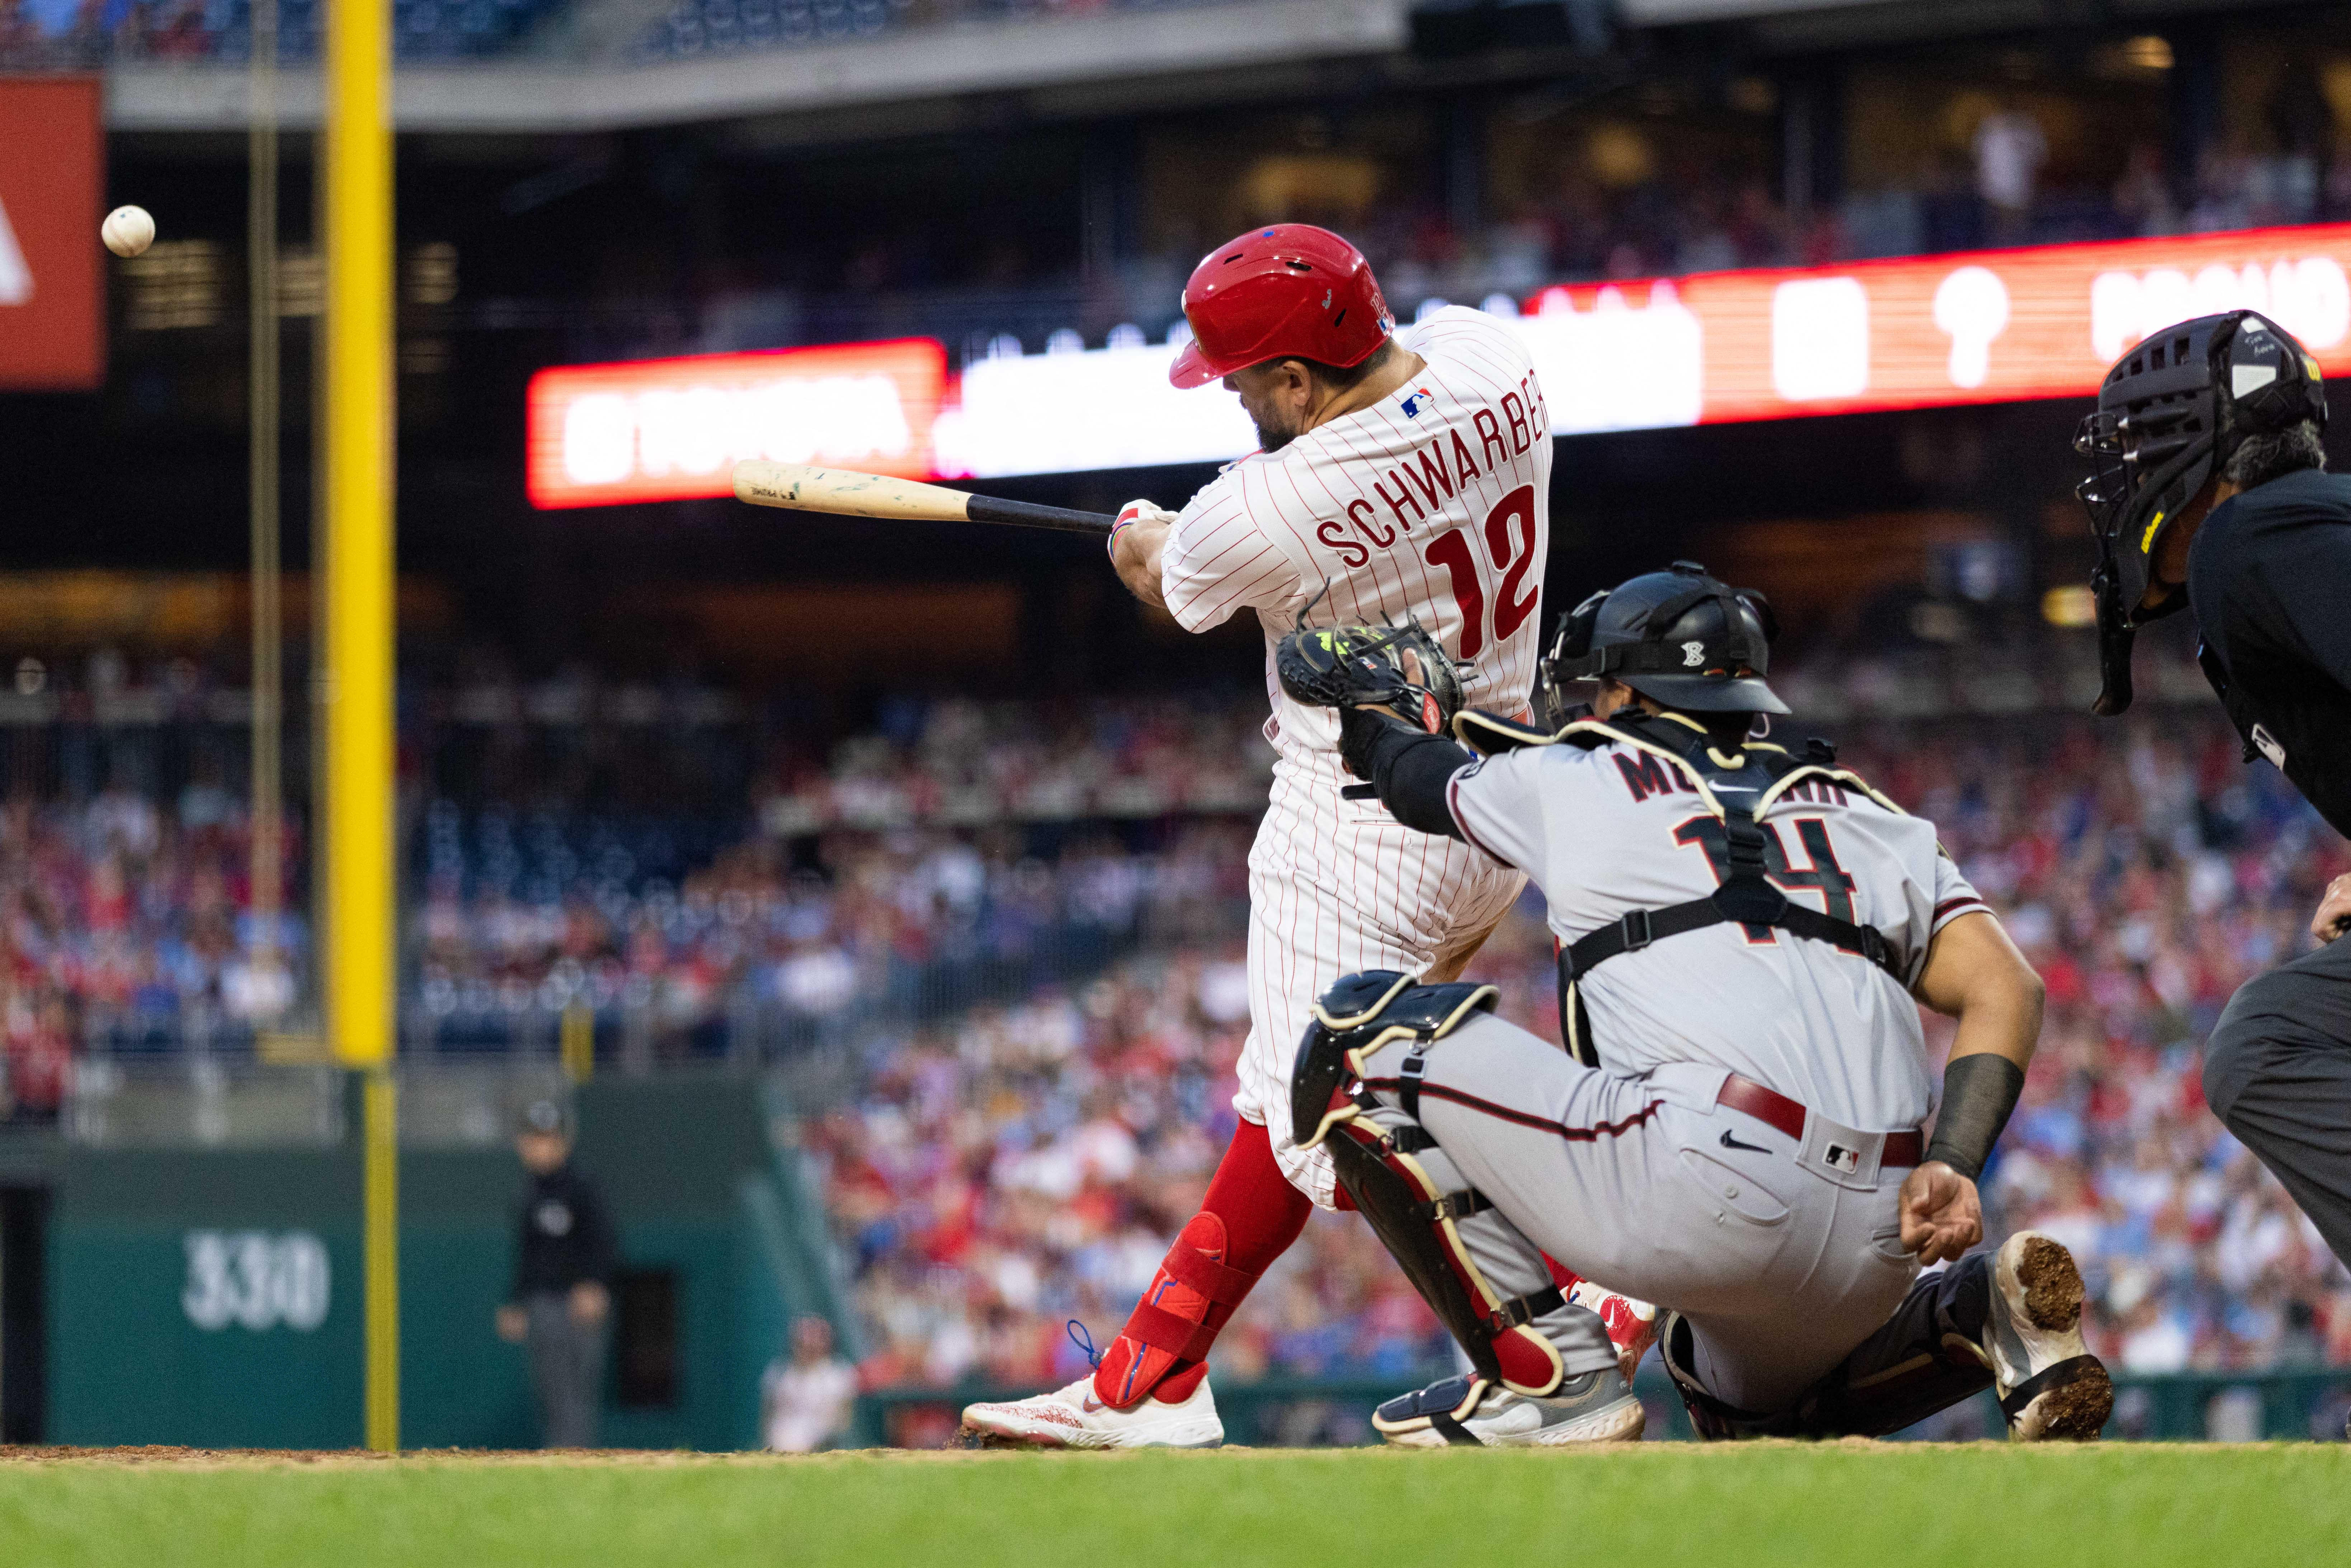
<box><xmin>324</xmin><ymin>0</ymin><xmax>398</xmax><ymax>1453</ymax></box>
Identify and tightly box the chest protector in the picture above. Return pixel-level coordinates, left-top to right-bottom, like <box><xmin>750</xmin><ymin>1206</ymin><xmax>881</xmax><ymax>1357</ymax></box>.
<box><xmin>1457</xmin><ymin>708</ymin><xmax>1914</xmax><ymax>1066</ymax></box>
<box><xmin>2197</xmin><ymin>639</ymin><xmax>2291</xmax><ymax>772</ymax></box>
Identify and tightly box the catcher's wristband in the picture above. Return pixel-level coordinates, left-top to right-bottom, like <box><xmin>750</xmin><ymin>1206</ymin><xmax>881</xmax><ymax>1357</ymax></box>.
<box><xmin>1923</xmin><ymin>1051</ymin><xmax>2024</xmax><ymax>1182</ymax></box>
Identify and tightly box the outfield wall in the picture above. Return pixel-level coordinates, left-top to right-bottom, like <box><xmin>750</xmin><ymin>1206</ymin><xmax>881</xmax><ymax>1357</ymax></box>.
<box><xmin>0</xmin><ymin>1073</ymin><xmax>841</xmax><ymax>1450</ymax></box>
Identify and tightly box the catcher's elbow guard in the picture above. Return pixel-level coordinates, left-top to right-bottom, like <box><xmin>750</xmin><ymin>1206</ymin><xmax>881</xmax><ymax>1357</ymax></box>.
<box><xmin>1289</xmin><ymin>971</ymin><xmax>1564</xmax><ymax>1398</ymax></box>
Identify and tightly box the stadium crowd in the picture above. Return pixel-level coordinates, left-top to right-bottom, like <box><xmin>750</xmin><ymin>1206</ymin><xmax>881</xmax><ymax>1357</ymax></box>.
<box><xmin>0</xmin><ymin>680</ymin><xmax>1280</xmax><ymax>1111</ymax></box>
<box><xmin>0</xmin><ymin>773</ymin><xmax>297</xmax><ymax>1121</ymax></box>
<box><xmin>0</xmin><ymin>0</ymin><xmax>567</xmax><ymax>63</ymax></box>
<box><xmin>0</xmin><ymin>0</ymin><xmax>1238</xmax><ymax>67</ymax></box>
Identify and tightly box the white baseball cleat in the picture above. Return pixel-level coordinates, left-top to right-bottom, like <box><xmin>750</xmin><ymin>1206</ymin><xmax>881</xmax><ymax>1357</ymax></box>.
<box><xmin>959</xmin><ymin>1374</ymin><xmax>1224</xmax><ymax>1450</ymax></box>
<box><xmin>1978</xmin><ymin>1230</ymin><xmax>2114</xmax><ymax>1441</ymax></box>
<box><xmin>1373</xmin><ymin>1370</ymin><xmax>1646</xmax><ymax>1448</ymax></box>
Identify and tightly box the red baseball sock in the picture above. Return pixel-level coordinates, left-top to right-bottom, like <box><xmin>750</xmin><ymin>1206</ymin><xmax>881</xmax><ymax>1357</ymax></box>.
<box><xmin>1092</xmin><ymin>1119</ymin><xmax>1312</xmax><ymax>1408</ymax></box>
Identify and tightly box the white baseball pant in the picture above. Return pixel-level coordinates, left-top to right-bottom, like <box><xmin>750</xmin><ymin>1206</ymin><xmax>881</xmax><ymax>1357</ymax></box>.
<box><xmin>1233</xmin><ymin>750</ymin><xmax>1529</xmax><ymax>1210</ymax></box>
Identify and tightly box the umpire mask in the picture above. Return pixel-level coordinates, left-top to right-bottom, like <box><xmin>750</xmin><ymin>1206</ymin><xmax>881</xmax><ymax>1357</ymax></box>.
<box><xmin>1542</xmin><ymin>561</ymin><xmax>1787</xmax><ymax>724</ymax></box>
<box><xmin>2077</xmin><ymin>310</ymin><xmax>2328</xmax><ymax>715</ymax></box>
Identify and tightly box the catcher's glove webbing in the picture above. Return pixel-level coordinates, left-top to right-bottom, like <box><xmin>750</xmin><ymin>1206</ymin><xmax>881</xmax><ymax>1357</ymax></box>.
<box><xmin>1275</xmin><ymin>619</ymin><xmax>1465</xmax><ymax>737</ymax></box>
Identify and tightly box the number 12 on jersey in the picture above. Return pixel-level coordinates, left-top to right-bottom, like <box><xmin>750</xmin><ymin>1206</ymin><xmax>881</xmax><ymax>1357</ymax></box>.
<box><xmin>1421</xmin><ymin>484</ymin><xmax>1539</xmax><ymax>660</ymax></box>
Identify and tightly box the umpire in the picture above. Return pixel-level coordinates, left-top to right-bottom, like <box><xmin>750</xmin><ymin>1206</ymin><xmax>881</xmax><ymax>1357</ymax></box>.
<box><xmin>495</xmin><ymin>1098</ymin><xmax>618</xmax><ymax>1447</ymax></box>
<box><xmin>2080</xmin><ymin>309</ymin><xmax>2351</xmax><ymax>1273</ymax></box>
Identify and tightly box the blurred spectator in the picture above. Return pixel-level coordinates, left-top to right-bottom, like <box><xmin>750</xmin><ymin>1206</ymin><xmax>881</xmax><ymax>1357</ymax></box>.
<box><xmin>1974</xmin><ymin>102</ymin><xmax>2049</xmax><ymax>244</ymax></box>
<box><xmin>761</xmin><ymin>1314</ymin><xmax>860</xmax><ymax>1452</ymax></box>
<box><xmin>2114</xmin><ymin>142</ymin><xmax>2180</xmax><ymax>237</ymax></box>
<box><xmin>496</xmin><ymin>1099</ymin><xmax>617</xmax><ymax>1448</ymax></box>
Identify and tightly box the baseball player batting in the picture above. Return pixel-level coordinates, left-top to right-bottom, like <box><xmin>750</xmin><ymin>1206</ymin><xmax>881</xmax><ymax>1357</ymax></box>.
<box><xmin>961</xmin><ymin>223</ymin><xmax>1593</xmax><ymax>1448</ymax></box>
<box><xmin>1271</xmin><ymin>563</ymin><xmax>2114</xmax><ymax>1443</ymax></box>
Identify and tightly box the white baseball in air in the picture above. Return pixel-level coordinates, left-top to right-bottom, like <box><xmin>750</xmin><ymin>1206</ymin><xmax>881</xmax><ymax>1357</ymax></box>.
<box><xmin>102</xmin><ymin>205</ymin><xmax>156</xmax><ymax>258</ymax></box>
<box><xmin>1932</xmin><ymin>265</ymin><xmax>2010</xmax><ymax>390</ymax></box>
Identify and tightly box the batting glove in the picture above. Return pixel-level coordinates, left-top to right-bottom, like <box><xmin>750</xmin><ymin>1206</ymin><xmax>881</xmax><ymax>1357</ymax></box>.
<box><xmin>1109</xmin><ymin>499</ymin><xmax>1176</xmax><ymax>559</ymax></box>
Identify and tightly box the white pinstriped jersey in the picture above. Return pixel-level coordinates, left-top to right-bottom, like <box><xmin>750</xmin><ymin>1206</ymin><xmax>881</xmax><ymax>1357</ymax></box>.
<box><xmin>1162</xmin><ymin>306</ymin><xmax>1554</xmax><ymax>762</ymax></box>
<box><xmin>1447</xmin><ymin>736</ymin><xmax>1990</xmax><ymax>1134</ymax></box>
<box><xmin>1157</xmin><ymin>306</ymin><xmax>1549</xmax><ymax>1207</ymax></box>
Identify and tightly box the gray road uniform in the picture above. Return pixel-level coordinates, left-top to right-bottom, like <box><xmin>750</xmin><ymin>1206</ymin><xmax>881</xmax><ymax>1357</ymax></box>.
<box><xmin>1459</xmin><ymin>725</ymin><xmax>1984</xmax><ymax>1408</ymax></box>
<box><xmin>1294</xmin><ymin>715</ymin><xmax>1998</xmax><ymax>1424</ymax></box>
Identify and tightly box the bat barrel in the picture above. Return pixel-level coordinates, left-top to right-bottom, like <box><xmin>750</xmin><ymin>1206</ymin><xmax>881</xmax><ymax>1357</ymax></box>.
<box><xmin>732</xmin><ymin>460</ymin><xmax>1116</xmax><ymax>536</ymax></box>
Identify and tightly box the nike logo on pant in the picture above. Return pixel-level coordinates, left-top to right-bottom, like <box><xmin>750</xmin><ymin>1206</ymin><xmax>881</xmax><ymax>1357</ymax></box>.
<box><xmin>1719</xmin><ymin>1129</ymin><xmax>1772</xmax><ymax>1154</ymax></box>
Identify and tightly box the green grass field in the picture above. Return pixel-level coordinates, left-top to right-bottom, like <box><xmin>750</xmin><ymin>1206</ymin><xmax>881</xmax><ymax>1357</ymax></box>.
<box><xmin>0</xmin><ymin>1444</ymin><xmax>2345</xmax><ymax>1567</ymax></box>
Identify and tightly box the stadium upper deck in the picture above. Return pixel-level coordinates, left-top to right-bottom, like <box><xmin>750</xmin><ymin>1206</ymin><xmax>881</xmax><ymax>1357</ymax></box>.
<box><xmin>0</xmin><ymin>0</ymin><xmax>2314</xmax><ymax>131</ymax></box>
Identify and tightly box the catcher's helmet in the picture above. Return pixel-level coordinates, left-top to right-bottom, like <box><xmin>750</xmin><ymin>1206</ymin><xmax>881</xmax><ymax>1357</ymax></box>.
<box><xmin>1543</xmin><ymin>561</ymin><xmax>1786</xmax><ymax>719</ymax></box>
<box><xmin>1169</xmin><ymin>224</ymin><xmax>1395</xmax><ymax>390</ymax></box>
<box><xmin>2076</xmin><ymin>310</ymin><xmax>2328</xmax><ymax>715</ymax></box>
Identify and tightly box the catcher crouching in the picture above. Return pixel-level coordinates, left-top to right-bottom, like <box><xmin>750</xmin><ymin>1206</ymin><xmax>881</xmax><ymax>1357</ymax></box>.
<box><xmin>1275</xmin><ymin>563</ymin><xmax>2114</xmax><ymax>1444</ymax></box>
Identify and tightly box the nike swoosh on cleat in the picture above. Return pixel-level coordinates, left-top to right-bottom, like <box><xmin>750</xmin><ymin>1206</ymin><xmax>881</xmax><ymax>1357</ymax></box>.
<box><xmin>1081</xmin><ymin>1395</ymin><xmax>1106</xmax><ymax>1413</ymax></box>
<box><xmin>1719</xmin><ymin>1129</ymin><xmax>1771</xmax><ymax>1154</ymax></box>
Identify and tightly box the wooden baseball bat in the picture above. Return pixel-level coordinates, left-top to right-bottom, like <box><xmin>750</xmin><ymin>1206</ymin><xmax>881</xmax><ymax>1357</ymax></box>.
<box><xmin>732</xmin><ymin>461</ymin><xmax>1117</xmax><ymax>536</ymax></box>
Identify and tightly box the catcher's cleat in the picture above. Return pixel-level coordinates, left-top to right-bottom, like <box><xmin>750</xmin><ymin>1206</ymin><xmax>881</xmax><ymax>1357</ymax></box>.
<box><xmin>1975</xmin><ymin>1231</ymin><xmax>2113</xmax><ymax>1441</ymax></box>
<box><xmin>959</xmin><ymin>1373</ymin><xmax>1223</xmax><ymax>1450</ymax></box>
<box><xmin>1568</xmin><ymin>1280</ymin><xmax>1661</xmax><ymax>1385</ymax></box>
<box><xmin>1374</xmin><ymin>1370</ymin><xmax>1645</xmax><ymax>1449</ymax></box>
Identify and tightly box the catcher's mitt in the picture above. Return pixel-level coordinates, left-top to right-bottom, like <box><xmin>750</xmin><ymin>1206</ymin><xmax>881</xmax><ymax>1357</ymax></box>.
<box><xmin>1275</xmin><ymin>618</ymin><xmax>1466</xmax><ymax>736</ymax></box>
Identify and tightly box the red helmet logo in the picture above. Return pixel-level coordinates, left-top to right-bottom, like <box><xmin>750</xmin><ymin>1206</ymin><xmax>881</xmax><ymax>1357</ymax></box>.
<box><xmin>1168</xmin><ymin>224</ymin><xmax>1395</xmax><ymax>390</ymax></box>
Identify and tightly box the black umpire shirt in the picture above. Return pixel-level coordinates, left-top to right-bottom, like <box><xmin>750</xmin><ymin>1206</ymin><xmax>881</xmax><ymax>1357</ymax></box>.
<box><xmin>512</xmin><ymin>1162</ymin><xmax>620</xmax><ymax>1299</ymax></box>
<box><xmin>2187</xmin><ymin>466</ymin><xmax>2351</xmax><ymax>839</ymax></box>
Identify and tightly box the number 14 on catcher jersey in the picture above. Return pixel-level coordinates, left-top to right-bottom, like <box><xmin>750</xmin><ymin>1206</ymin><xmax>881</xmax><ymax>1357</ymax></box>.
<box><xmin>1160</xmin><ymin>306</ymin><xmax>1555</xmax><ymax>759</ymax></box>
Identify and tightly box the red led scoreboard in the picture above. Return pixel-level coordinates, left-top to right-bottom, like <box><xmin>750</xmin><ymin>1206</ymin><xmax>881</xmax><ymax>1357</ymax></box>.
<box><xmin>528</xmin><ymin>223</ymin><xmax>2351</xmax><ymax>505</ymax></box>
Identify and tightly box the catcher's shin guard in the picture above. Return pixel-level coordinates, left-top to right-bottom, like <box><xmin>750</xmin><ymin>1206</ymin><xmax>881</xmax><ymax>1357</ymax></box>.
<box><xmin>1292</xmin><ymin>972</ymin><xmax>1566</xmax><ymax>1398</ymax></box>
<box><xmin>1658</xmin><ymin>1312</ymin><xmax>1790</xmax><ymax>1441</ymax></box>
<box><xmin>1659</xmin><ymin>1267</ymin><xmax>2007</xmax><ymax>1442</ymax></box>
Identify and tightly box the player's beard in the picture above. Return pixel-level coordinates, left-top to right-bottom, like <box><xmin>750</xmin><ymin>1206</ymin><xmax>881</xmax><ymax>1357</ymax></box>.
<box><xmin>1253</xmin><ymin>411</ymin><xmax>1301</xmax><ymax>454</ymax></box>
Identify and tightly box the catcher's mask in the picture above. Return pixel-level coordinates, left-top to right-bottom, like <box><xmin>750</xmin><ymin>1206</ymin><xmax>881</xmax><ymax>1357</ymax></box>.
<box><xmin>1541</xmin><ymin>561</ymin><xmax>1786</xmax><ymax>722</ymax></box>
<box><xmin>2077</xmin><ymin>310</ymin><xmax>2328</xmax><ymax>715</ymax></box>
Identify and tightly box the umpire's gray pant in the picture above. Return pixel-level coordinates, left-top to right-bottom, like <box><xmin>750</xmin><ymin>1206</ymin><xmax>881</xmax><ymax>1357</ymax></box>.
<box><xmin>2204</xmin><ymin>933</ymin><xmax>2351</xmax><ymax>1270</ymax></box>
<box><xmin>525</xmin><ymin>1292</ymin><xmax>607</xmax><ymax>1448</ymax></box>
<box><xmin>1354</xmin><ymin>1012</ymin><xmax>1919</xmax><ymax>1414</ymax></box>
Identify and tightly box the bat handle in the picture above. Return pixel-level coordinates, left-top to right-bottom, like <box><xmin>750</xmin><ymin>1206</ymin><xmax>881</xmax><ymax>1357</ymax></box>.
<box><xmin>964</xmin><ymin>494</ymin><xmax>1119</xmax><ymax>535</ymax></box>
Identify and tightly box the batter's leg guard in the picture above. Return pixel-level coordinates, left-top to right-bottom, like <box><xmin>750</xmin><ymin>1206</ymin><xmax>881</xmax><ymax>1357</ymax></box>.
<box><xmin>1090</xmin><ymin>1212</ymin><xmax>1258</xmax><ymax>1410</ymax></box>
<box><xmin>1292</xmin><ymin>973</ymin><xmax>1586</xmax><ymax>1411</ymax></box>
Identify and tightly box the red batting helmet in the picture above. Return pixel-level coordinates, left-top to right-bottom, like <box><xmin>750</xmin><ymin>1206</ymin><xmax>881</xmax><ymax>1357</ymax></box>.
<box><xmin>1167</xmin><ymin>224</ymin><xmax>1395</xmax><ymax>390</ymax></box>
